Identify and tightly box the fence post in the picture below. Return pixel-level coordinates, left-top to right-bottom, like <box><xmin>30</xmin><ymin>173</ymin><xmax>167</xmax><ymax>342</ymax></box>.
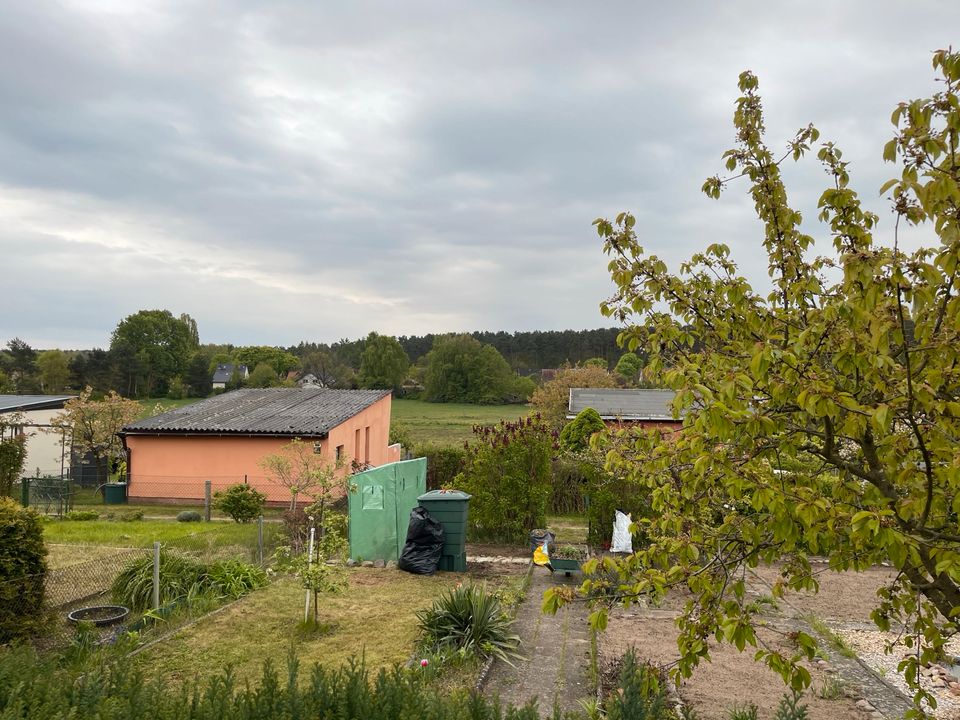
<box><xmin>153</xmin><ymin>541</ymin><xmax>161</xmax><ymax>610</ymax></box>
<box><xmin>204</xmin><ymin>480</ymin><xmax>212</xmax><ymax>522</ymax></box>
<box><xmin>20</xmin><ymin>478</ymin><xmax>30</xmax><ymax>507</ymax></box>
<box><xmin>257</xmin><ymin>515</ymin><xmax>264</xmax><ymax>566</ymax></box>
<box><xmin>304</xmin><ymin>521</ymin><xmax>315</xmax><ymax>623</ymax></box>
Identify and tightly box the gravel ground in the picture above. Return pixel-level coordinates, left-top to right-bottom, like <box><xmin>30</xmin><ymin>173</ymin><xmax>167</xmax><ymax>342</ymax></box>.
<box><xmin>836</xmin><ymin>629</ymin><xmax>960</xmax><ymax>719</ymax></box>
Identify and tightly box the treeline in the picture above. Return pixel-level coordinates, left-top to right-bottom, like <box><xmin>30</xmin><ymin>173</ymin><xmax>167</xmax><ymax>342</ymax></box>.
<box><xmin>1</xmin><ymin>312</ymin><xmax>633</xmax><ymax>403</ymax></box>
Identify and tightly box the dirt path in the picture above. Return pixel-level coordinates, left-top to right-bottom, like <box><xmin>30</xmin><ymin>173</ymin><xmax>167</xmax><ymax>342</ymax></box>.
<box><xmin>485</xmin><ymin>566</ymin><xmax>593</xmax><ymax>718</ymax></box>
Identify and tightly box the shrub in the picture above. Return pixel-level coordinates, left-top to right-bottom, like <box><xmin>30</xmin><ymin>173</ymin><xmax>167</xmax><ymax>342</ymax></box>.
<box><xmin>214</xmin><ymin>483</ymin><xmax>266</xmax><ymax>523</ymax></box>
<box><xmin>607</xmin><ymin>649</ymin><xmax>672</xmax><ymax>720</ymax></box>
<box><xmin>418</xmin><ymin>444</ymin><xmax>466</xmax><ymax>491</ymax></box>
<box><xmin>0</xmin><ymin>646</ymin><xmax>544</xmax><ymax>720</ymax></box>
<box><xmin>205</xmin><ymin>559</ymin><xmax>267</xmax><ymax>599</ymax></box>
<box><xmin>0</xmin><ymin>498</ymin><xmax>47</xmax><ymax>642</ymax></box>
<box><xmin>63</xmin><ymin>510</ymin><xmax>99</xmax><ymax>521</ymax></box>
<box><xmin>416</xmin><ymin>584</ymin><xmax>521</xmax><ymax>664</ymax></box>
<box><xmin>176</xmin><ymin>510</ymin><xmax>202</xmax><ymax>522</ymax></box>
<box><xmin>111</xmin><ymin>550</ymin><xmax>205</xmax><ymax>611</ymax></box>
<box><xmin>455</xmin><ymin>417</ymin><xmax>554</xmax><ymax>542</ymax></box>
<box><xmin>550</xmin><ymin>453</ymin><xmax>591</xmax><ymax>515</ymax></box>
<box><xmin>559</xmin><ymin>408</ymin><xmax>606</xmax><ymax>452</ymax></box>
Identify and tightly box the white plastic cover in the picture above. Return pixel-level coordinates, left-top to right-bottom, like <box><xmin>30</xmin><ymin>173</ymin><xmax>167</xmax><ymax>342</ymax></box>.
<box><xmin>611</xmin><ymin>510</ymin><xmax>633</xmax><ymax>553</ymax></box>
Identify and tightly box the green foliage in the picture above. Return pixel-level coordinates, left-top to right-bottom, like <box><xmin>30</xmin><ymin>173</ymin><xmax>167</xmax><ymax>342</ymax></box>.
<box><xmin>613</xmin><ymin>351</ymin><xmax>644</xmax><ymax>382</ymax></box>
<box><xmin>417</xmin><ymin>444</ymin><xmax>466</xmax><ymax>490</ymax></box>
<box><xmin>213</xmin><ymin>483</ymin><xmax>266</xmax><ymax>523</ymax></box>
<box><xmin>358</xmin><ymin>332</ymin><xmax>409</xmax><ymax>391</ymax></box>
<box><xmin>606</xmin><ymin>649</ymin><xmax>672</xmax><ymax>720</ymax></box>
<box><xmin>233</xmin><ymin>346</ymin><xmax>300</xmax><ymax>378</ymax></box>
<box><xmin>416</xmin><ymin>583</ymin><xmax>522</xmax><ymax>664</ymax></box>
<box><xmin>388</xmin><ymin>421</ymin><xmax>413</xmax><ymax>451</ymax></box>
<box><xmin>110</xmin><ymin>551</ymin><xmax>266</xmax><ymax>612</ymax></box>
<box><xmin>583</xmin><ymin>357</ymin><xmax>608</xmax><ymax>369</ymax></box>
<box><xmin>166</xmin><ymin>376</ymin><xmax>187</xmax><ymax>399</ymax></box>
<box><xmin>422</xmin><ymin>334</ymin><xmax>533</xmax><ymax>404</ymax></box>
<box><xmin>176</xmin><ymin>510</ymin><xmax>202</xmax><ymax>522</ymax></box>
<box><xmin>773</xmin><ymin>690</ymin><xmax>809</xmax><ymax>720</ymax></box>
<box><xmin>0</xmin><ymin>498</ymin><xmax>47</xmax><ymax>642</ymax></box>
<box><xmin>273</xmin><ymin>524</ymin><xmax>348</xmax><ymax>623</ymax></box>
<box><xmin>63</xmin><ymin>510</ymin><xmax>99</xmax><ymax>521</ymax></box>
<box><xmin>246</xmin><ymin>362</ymin><xmax>279</xmax><ymax>388</ymax></box>
<box><xmin>728</xmin><ymin>705</ymin><xmax>759</xmax><ymax>720</ymax></box>
<box><xmin>36</xmin><ymin>349</ymin><xmax>70</xmax><ymax>393</ymax></box>
<box><xmin>559</xmin><ymin>407</ymin><xmax>606</xmax><ymax>451</ymax></box>
<box><xmin>530</xmin><ymin>364</ymin><xmax>616</xmax><ymax>430</ymax></box>
<box><xmin>585</xmin><ymin>49</ymin><xmax>960</xmax><ymax>701</ymax></box>
<box><xmin>0</xmin><ymin>646</ymin><xmax>543</xmax><ymax>720</ymax></box>
<box><xmin>455</xmin><ymin>417</ymin><xmax>555</xmax><ymax>542</ymax></box>
<box><xmin>0</xmin><ymin>413</ymin><xmax>27</xmax><ymax>498</ymax></box>
<box><xmin>259</xmin><ymin>438</ymin><xmax>344</xmax><ymax>512</ymax></box>
<box><xmin>111</xmin><ymin>550</ymin><xmax>205</xmax><ymax>611</ymax></box>
<box><xmin>110</xmin><ymin>309</ymin><xmax>200</xmax><ymax>397</ymax></box>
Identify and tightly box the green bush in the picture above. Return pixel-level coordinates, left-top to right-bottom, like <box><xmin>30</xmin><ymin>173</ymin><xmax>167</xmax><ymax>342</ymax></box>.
<box><xmin>111</xmin><ymin>550</ymin><xmax>205</xmax><ymax>611</ymax></box>
<box><xmin>455</xmin><ymin>417</ymin><xmax>554</xmax><ymax>542</ymax></box>
<box><xmin>0</xmin><ymin>646</ymin><xmax>542</xmax><ymax>720</ymax></box>
<box><xmin>63</xmin><ymin>510</ymin><xmax>100</xmax><ymax>521</ymax></box>
<box><xmin>559</xmin><ymin>407</ymin><xmax>606</xmax><ymax>452</ymax></box>
<box><xmin>550</xmin><ymin>453</ymin><xmax>591</xmax><ymax>515</ymax></box>
<box><xmin>176</xmin><ymin>510</ymin><xmax>202</xmax><ymax>522</ymax></box>
<box><xmin>417</xmin><ymin>444</ymin><xmax>466</xmax><ymax>491</ymax></box>
<box><xmin>111</xmin><ymin>551</ymin><xmax>267</xmax><ymax>611</ymax></box>
<box><xmin>607</xmin><ymin>649</ymin><xmax>672</xmax><ymax>720</ymax></box>
<box><xmin>0</xmin><ymin>498</ymin><xmax>47</xmax><ymax>642</ymax></box>
<box><xmin>214</xmin><ymin>483</ymin><xmax>266</xmax><ymax>523</ymax></box>
<box><xmin>416</xmin><ymin>583</ymin><xmax>521</xmax><ymax>664</ymax></box>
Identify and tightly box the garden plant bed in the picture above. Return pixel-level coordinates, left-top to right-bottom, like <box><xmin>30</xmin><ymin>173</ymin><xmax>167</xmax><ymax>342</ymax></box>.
<box><xmin>551</xmin><ymin>544</ymin><xmax>588</xmax><ymax>576</ymax></box>
<box><xmin>597</xmin><ymin>561</ymin><xmax>921</xmax><ymax>719</ymax></box>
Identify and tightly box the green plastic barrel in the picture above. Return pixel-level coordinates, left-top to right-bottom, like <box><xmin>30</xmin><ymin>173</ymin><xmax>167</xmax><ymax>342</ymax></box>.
<box><xmin>103</xmin><ymin>483</ymin><xmax>128</xmax><ymax>504</ymax></box>
<box><xmin>418</xmin><ymin>490</ymin><xmax>471</xmax><ymax>572</ymax></box>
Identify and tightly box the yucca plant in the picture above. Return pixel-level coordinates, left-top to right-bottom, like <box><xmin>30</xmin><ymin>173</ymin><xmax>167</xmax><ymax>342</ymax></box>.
<box><xmin>416</xmin><ymin>583</ymin><xmax>522</xmax><ymax>664</ymax></box>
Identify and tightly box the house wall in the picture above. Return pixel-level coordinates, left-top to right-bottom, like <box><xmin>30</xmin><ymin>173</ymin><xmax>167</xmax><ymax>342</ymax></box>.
<box><xmin>2</xmin><ymin>408</ymin><xmax>71</xmax><ymax>479</ymax></box>
<box><xmin>125</xmin><ymin>394</ymin><xmax>395</xmax><ymax>504</ymax></box>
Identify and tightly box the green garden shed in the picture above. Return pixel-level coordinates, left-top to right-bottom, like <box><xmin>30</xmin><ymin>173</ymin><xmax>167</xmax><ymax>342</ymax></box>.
<box><xmin>348</xmin><ymin>458</ymin><xmax>427</xmax><ymax>563</ymax></box>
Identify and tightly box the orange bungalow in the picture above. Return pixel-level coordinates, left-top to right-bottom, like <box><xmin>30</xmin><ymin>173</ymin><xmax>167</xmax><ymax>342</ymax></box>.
<box><xmin>567</xmin><ymin>388</ymin><xmax>685</xmax><ymax>432</ymax></box>
<box><xmin>119</xmin><ymin>388</ymin><xmax>400</xmax><ymax>505</ymax></box>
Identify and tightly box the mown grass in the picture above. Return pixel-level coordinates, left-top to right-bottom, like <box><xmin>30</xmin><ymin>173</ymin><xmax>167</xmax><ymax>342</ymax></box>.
<box><xmin>137</xmin><ymin>397</ymin><xmax>199</xmax><ymax>418</ymax></box>
<box><xmin>392</xmin><ymin>399</ymin><xmax>529</xmax><ymax>446</ymax></box>
<box><xmin>546</xmin><ymin>515</ymin><xmax>589</xmax><ymax>545</ymax></box>
<box><xmin>69</xmin><ymin>486</ymin><xmax>284</xmax><ymax>520</ymax></box>
<box><xmin>131</xmin><ymin>571</ymin><xmax>463</xmax><ymax>687</ymax></box>
<box><xmin>43</xmin><ymin>518</ymin><xmax>280</xmax><ymax>559</ymax></box>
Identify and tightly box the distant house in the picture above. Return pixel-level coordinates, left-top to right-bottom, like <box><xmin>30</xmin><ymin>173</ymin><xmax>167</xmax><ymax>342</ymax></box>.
<box><xmin>119</xmin><ymin>388</ymin><xmax>400</xmax><ymax>505</ymax></box>
<box><xmin>298</xmin><ymin>373</ymin><xmax>321</xmax><ymax>388</ymax></box>
<box><xmin>567</xmin><ymin>388</ymin><xmax>684</xmax><ymax>432</ymax></box>
<box><xmin>211</xmin><ymin>364</ymin><xmax>249</xmax><ymax>390</ymax></box>
<box><xmin>0</xmin><ymin>394</ymin><xmax>75</xmax><ymax>479</ymax></box>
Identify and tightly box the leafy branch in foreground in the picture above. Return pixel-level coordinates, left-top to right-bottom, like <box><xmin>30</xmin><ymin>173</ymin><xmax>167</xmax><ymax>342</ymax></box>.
<box><xmin>560</xmin><ymin>48</ymin><xmax>960</xmax><ymax>714</ymax></box>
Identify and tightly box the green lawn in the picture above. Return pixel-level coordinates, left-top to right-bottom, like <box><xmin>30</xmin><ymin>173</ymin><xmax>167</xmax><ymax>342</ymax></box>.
<box><xmin>138</xmin><ymin>397</ymin><xmax>199</xmax><ymax>418</ymax></box>
<box><xmin>392</xmin><ymin>399</ymin><xmax>529</xmax><ymax>446</ymax></box>
<box><xmin>43</xmin><ymin>518</ymin><xmax>280</xmax><ymax>560</ymax></box>
<box><xmin>131</xmin><ymin>571</ymin><xmax>462</xmax><ymax>687</ymax></box>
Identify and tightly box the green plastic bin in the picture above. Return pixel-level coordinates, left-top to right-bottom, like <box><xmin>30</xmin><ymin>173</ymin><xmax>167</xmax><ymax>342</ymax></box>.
<box><xmin>103</xmin><ymin>483</ymin><xmax>128</xmax><ymax>505</ymax></box>
<box><xmin>418</xmin><ymin>490</ymin><xmax>471</xmax><ymax>572</ymax></box>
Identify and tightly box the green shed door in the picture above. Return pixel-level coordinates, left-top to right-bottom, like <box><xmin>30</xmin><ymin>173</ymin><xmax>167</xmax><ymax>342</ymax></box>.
<box><xmin>393</xmin><ymin>458</ymin><xmax>427</xmax><ymax>544</ymax></box>
<box><xmin>348</xmin><ymin>458</ymin><xmax>427</xmax><ymax>562</ymax></box>
<box><xmin>348</xmin><ymin>465</ymin><xmax>398</xmax><ymax>562</ymax></box>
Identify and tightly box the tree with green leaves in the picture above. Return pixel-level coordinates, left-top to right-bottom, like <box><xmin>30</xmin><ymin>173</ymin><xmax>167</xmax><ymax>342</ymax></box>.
<box><xmin>422</xmin><ymin>334</ymin><xmax>531</xmax><ymax>404</ymax></box>
<box><xmin>357</xmin><ymin>332</ymin><xmax>409</xmax><ymax>391</ymax></box>
<box><xmin>0</xmin><ymin>413</ymin><xmax>27</xmax><ymax>497</ymax></box>
<box><xmin>110</xmin><ymin>310</ymin><xmax>199</xmax><ymax>397</ymax></box>
<box><xmin>548</xmin><ymin>50</ymin><xmax>960</xmax><ymax>711</ymax></box>
<box><xmin>246</xmin><ymin>362</ymin><xmax>279</xmax><ymax>388</ymax></box>
<box><xmin>559</xmin><ymin>407</ymin><xmax>606</xmax><ymax>452</ymax></box>
<box><xmin>613</xmin><ymin>352</ymin><xmax>644</xmax><ymax>384</ymax></box>
<box><xmin>36</xmin><ymin>350</ymin><xmax>70</xmax><ymax>393</ymax></box>
<box><xmin>233</xmin><ymin>346</ymin><xmax>299</xmax><ymax>378</ymax></box>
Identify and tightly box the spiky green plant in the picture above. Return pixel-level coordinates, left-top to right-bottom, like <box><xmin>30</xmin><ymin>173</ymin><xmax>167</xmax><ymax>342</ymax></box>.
<box><xmin>111</xmin><ymin>550</ymin><xmax>204</xmax><ymax>611</ymax></box>
<box><xmin>416</xmin><ymin>584</ymin><xmax>522</xmax><ymax>664</ymax></box>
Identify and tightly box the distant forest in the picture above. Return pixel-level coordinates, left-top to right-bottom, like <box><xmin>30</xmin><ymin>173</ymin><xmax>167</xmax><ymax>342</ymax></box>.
<box><xmin>293</xmin><ymin>328</ymin><xmax>625</xmax><ymax>374</ymax></box>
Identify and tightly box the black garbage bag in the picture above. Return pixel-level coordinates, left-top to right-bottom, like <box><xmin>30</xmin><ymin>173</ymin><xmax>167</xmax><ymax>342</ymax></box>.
<box><xmin>398</xmin><ymin>506</ymin><xmax>445</xmax><ymax>575</ymax></box>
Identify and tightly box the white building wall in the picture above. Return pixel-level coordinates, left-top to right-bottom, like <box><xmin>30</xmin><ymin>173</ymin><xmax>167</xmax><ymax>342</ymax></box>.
<box><xmin>18</xmin><ymin>408</ymin><xmax>70</xmax><ymax>478</ymax></box>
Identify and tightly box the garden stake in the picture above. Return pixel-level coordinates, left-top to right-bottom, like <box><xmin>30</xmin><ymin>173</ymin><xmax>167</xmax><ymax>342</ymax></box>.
<box><xmin>304</xmin><ymin>522</ymin><xmax>315</xmax><ymax>622</ymax></box>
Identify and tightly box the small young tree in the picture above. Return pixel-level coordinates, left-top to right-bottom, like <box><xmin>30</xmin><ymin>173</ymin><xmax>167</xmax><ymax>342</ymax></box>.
<box><xmin>559</xmin><ymin>407</ymin><xmax>606</xmax><ymax>452</ymax></box>
<box><xmin>259</xmin><ymin>438</ymin><xmax>344</xmax><ymax>523</ymax></box>
<box><xmin>0</xmin><ymin>413</ymin><xmax>27</xmax><ymax>498</ymax></box>
<box><xmin>51</xmin><ymin>388</ymin><xmax>140</xmax><ymax>484</ymax></box>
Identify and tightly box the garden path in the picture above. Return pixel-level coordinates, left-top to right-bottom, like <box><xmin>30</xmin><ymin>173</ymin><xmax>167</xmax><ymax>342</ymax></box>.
<box><xmin>484</xmin><ymin>567</ymin><xmax>593</xmax><ymax>718</ymax></box>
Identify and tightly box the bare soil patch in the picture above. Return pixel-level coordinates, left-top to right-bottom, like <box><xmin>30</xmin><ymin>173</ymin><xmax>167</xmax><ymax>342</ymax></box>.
<box><xmin>602</xmin><ymin>611</ymin><xmax>866</xmax><ymax>719</ymax></box>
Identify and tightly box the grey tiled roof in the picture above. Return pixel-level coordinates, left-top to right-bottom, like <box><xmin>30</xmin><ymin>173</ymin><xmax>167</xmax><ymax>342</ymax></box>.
<box><xmin>212</xmin><ymin>364</ymin><xmax>247</xmax><ymax>383</ymax></box>
<box><xmin>0</xmin><ymin>394</ymin><xmax>75</xmax><ymax>413</ymax></box>
<box><xmin>567</xmin><ymin>388</ymin><xmax>682</xmax><ymax>421</ymax></box>
<box><xmin>122</xmin><ymin>388</ymin><xmax>390</xmax><ymax>436</ymax></box>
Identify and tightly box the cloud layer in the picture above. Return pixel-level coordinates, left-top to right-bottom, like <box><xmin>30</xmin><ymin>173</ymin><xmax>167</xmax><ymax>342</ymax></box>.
<box><xmin>1</xmin><ymin>1</ymin><xmax>956</xmax><ymax>348</ymax></box>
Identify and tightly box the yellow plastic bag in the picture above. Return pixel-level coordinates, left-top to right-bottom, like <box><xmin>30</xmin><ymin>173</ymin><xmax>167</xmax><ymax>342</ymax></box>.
<box><xmin>533</xmin><ymin>541</ymin><xmax>554</xmax><ymax>572</ymax></box>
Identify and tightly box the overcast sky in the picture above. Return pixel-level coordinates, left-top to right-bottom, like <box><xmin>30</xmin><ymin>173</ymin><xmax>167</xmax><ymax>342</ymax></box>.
<box><xmin>1</xmin><ymin>1</ymin><xmax>956</xmax><ymax>350</ymax></box>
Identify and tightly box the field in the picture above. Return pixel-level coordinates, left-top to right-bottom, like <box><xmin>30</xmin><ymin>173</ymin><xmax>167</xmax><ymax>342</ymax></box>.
<box><xmin>392</xmin><ymin>398</ymin><xmax>529</xmax><ymax>445</ymax></box>
<box><xmin>138</xmin><ymin>397</ymin><xmax>198</xmax><ymax>418</ymax></box>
